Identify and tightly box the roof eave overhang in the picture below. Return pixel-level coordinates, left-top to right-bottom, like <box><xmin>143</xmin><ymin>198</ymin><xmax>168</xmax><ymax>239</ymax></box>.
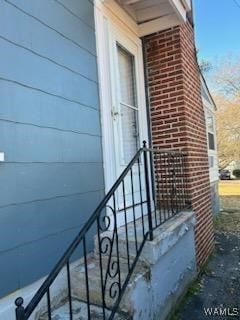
<box><xmin>112</xmin><ymin>0</ymin><xmax>192</xmax><ymax>36</ymax></box>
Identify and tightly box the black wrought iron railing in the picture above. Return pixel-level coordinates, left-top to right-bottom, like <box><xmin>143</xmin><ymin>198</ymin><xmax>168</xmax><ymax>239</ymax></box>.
<box><xmin>151</xmin><ymin>148</ymin><xmax>191</xmax><ymax>228</ymax></box>
<box><xmin>15</xmin><ymin>142</ymin><xmax>190</xmax><ymax>320</ymax></box>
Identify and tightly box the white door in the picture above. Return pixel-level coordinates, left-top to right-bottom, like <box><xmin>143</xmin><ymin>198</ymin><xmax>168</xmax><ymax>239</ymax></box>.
<box><xmin>110</xmin><ymin>28</ymin><xmax>149</xmax><ymax>226</ymax></box>
<box><xmin>95</xmin><ymin>6</ymin><xmax>149</xmax><ymax>228</ymax></box>
<box><xmin>112</xmin><ymin>39</ymin><xmax>140</xmax><ymax>172</ymax></box>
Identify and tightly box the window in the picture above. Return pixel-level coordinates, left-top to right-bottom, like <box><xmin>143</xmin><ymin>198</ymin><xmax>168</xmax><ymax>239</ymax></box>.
<box><xmin>206</xmin><ymin>112</ymin><xmax>215</xmax><ymax>150</ymax></box>
<box><xmin>206</xmin><ymin>114</ymin><xmax>214</xmax><ymax>132</ymax></box>
<box><xmin>208</xmin><ymin>132</ymin><xmax>215</xmax><ymax>150</ymax></box>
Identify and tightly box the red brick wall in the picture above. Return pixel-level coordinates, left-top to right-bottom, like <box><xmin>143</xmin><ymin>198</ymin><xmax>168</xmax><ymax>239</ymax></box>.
<box><xmin>144</xmin><ymin>21</ymin><xmax>214</xmax><ymax>267</ymax></box>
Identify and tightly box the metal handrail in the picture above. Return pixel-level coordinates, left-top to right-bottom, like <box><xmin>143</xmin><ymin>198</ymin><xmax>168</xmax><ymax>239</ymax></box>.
<box><xmin>15</xmin><ymin>142</ymin><xmax>190</xmax><ymax>320</ymax></box>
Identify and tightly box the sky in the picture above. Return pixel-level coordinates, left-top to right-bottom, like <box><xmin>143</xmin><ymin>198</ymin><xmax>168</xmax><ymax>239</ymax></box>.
<box><xmin>193</xmin><ymin>0</ymin><xmax>240</xmax><ymax>64</ymax></box>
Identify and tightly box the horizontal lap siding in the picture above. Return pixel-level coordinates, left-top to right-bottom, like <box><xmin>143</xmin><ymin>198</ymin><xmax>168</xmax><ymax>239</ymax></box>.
<box><xmin>0</xmin><ymin>1</ymin><xmax>97</xmax><ymax>81</ymax></box>
<box><xmin>0</xmin><ymin>0</ymin><xmax>104</xmax><ymax>297</ymax></box>
<box><xmin>0</xmin><ymin>38</ymin><xmax>99</xmax><ymax>109</ymax></box>
<box><xmin>0</xmin><ymin>191</ymin><xmax>102</xmax><ymax>252</ymax></box>
<box><xmin>0</xmin><ymin>121</ymin><xmax>102</xmax><ymax>162</ymax></box>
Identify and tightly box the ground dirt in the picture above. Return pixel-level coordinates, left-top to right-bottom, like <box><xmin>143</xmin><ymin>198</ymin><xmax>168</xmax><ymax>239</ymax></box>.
<box><xmin>171</xmin><ymin>202</ymin><xmax>240</xmax><ymax>320</ymax></box>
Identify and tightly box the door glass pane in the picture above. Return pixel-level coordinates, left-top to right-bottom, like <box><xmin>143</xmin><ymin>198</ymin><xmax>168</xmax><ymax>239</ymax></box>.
<box><xmin>117</xmin><ymin>45</ymin><xmax>138</xmax><ymax>163</ymax></box>
<box><xmin>120</xmin><ymin>103</ymin><xmax>138</xmax><ymax>163</ymax></box>
<box><xmin>117</xmin><ymin>45</ymin><xmax>137</xmax><ymax>107</ymax></box>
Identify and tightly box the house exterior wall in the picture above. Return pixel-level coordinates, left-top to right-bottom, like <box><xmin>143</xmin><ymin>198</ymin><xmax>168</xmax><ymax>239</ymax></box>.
<box><xmin>0</xmin><ymin>0</ymin><xmax>104</xmax><ymax>298</ymax></box>
<box><xmin>144</xmin><ymin>21</ymin><xmax>214</xmax><ymax>267</ymax></box>
<box><xmin>202</xmin><ymin>91</ymin><xmax>219</xmax><ymax>184</ymax></box>
<box><xmin>202</xmin><ymin>87</ymin><xmax>220</xmax><ymax>215</ymax></box>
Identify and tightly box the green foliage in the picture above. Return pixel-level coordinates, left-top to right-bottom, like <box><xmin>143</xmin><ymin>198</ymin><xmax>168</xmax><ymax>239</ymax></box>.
<box><xmin>233</xmin><ymin>169</ymin><xmax>240</xmax><ymax>178</ymax></box>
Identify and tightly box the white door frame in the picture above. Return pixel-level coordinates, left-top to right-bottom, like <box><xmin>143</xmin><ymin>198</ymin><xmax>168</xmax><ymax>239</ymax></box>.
<box><xmin>95</xmin><ymin>0</ymin><xmax>149</xmax><ymax>227</ymax></box>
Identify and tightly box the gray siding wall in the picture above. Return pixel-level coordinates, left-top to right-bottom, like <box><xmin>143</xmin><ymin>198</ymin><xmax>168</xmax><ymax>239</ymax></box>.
<box><xmin>0</xmin><ymin>0</ymin><xmax>104</xmax><ymax>298</ymax></box>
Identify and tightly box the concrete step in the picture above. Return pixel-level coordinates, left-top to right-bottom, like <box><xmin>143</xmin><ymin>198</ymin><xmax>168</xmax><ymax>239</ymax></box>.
<box><xmin>95</xmin><ymin>211</ymin><xmax>194</xmax><ymax>265</ymax></box>
<box><xmin>94</xmin><ymin>215</ymin><xmax>150</xmax><ymax>263</ymax></box>
<box><xmin>71</xmin><ymin>254</ymin><xmax>150</xmax><ymax>314</ymax></box>
<box><xmin>36</xmin><ymin>216</ymin><xmax>154</xmax><ymax>320</ymax></box>
<box><xmin>36</xmin><ymin>211</ymin><xmax>195</xmax><ymax>320</ymax></box>
<box><xmin>93</xmin><ymin>210</ymin><xmax>178</xmax><ymax>263</ymax></box>
<box><xmin>39</xmin><ymin>299</ymin><xmax>129</xmax><ymax>320</ymax></box>
<box><xmin>36</xmin><ymin>253</ymin><xmax>149</xmax><ymax>319</ymax></box>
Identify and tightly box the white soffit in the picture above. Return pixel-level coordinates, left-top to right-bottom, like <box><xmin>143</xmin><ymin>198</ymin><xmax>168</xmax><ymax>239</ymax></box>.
<box><xmin>115</xmin><ymin>0</ymin><xmax>191</xmax><ymax>36</ymax></box>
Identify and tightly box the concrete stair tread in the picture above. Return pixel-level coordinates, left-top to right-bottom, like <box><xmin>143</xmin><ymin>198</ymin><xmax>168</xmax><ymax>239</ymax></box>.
<box><xmin>71</xmin><ymin>255</ymin><xmax>149</xmax><ymax>310</ymax></box>
<box><xmin>93</xmin><ymin>211</ymin><xmax>177</xmax><ymax>261</ymax></box>
<box><xmin>39</xmin><ymin>299</ymin><xmax>129</xmax><ymax>320</ymax></box>
<box><xmin>72</xmin><ymin>253</ymin><xmax>149</xmax><ymax>283</ymax></box>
